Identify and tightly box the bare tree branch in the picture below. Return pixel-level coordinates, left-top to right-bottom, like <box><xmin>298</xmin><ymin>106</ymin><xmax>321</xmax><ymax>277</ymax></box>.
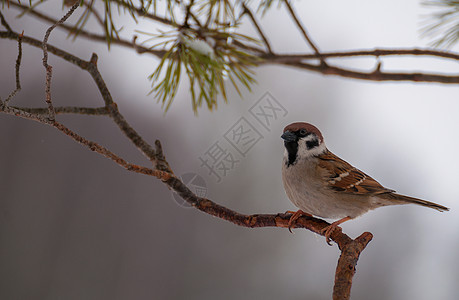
<box><xmin>0</xmin><ymin>9</ymin><xmax>372</xmax><ymax>299</ymax></box>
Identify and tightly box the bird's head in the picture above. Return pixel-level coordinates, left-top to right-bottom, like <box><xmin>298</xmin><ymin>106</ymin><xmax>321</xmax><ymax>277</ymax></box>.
<box><xmin>281</xmin><ymin>122</ymin><xmax>326</xmax><ymax>166</ymax></box>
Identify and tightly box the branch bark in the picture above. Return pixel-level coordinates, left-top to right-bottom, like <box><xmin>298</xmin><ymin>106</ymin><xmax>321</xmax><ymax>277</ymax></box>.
<box><xmin>333</xmin><ymin>232</ymin><xmax>373</xmax><ymax>300</ymax></box>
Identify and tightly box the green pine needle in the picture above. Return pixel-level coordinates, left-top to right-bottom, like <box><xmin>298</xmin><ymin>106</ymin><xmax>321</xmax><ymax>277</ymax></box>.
<box><xmin>147</xmin><ymin>28</ymin><xmax>260</xmax><ymax>114</ymax></box>
<box><xmin>421</xmin><ymin>0</ymin><xmax>459</xmax><ymax>48</ymax></box>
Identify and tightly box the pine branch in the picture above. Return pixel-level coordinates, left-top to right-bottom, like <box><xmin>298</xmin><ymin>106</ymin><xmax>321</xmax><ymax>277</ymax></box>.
<box><xmin>4</xmin><ymin>0</ymin><xmax>459</xmax><ymax>114</ymax></box>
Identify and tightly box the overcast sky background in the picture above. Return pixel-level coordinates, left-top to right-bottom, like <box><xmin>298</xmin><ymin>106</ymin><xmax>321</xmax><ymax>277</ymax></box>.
<box><xmin>1</xmin><ymin>1</ymin><xmax>459</xmax><ymax>299</ymax></box>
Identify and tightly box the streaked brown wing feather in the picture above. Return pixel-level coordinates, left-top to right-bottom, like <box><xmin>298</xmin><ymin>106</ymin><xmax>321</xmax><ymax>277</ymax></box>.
<box><xmin>317</xmin><ymin>150</ymin><xmax>394</xmax><ymax>195</ymax></box>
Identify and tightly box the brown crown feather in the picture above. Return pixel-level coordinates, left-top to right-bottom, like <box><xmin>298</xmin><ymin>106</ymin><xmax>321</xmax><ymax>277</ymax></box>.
<box><xmin>283</xmin><ymin>122</ymin><xmax>323</xmax><ymax>142</ymax></box>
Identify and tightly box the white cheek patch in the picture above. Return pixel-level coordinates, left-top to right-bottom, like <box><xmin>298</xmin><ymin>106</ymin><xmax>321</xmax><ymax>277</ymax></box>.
<box><xmin>297</xmin><ymin>135</ymin><xmax>326</xmax><ymax>158</ymax></box>
<box><xmin>303</xmin><ymin>135</ymin><xmax>316</xmax><ymax>142</ymax></box>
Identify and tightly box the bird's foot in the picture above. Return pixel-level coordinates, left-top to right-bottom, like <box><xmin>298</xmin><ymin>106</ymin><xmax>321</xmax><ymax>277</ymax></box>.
<box><xmin>320</xmin><ymin>216</ymin><xmax>352</xmax><ymax>246</ymax></box>
<box><xmin>286</xmin><ymin>210</ymin><xmax>312</xmax><ymax>233</ymax></box>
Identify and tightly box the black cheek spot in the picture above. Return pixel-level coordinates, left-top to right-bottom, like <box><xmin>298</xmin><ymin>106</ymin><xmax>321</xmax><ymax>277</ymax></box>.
<box><xmin>306</xmin><ymin>139</ymin><xmax>319</xmax><ymax>150</ymax></box>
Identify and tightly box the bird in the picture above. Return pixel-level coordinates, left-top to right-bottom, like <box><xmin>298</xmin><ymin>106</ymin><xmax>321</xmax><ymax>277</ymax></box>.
<box><xmin>281</xmin><ymin>122</ymin><xmax>449</xmax><ymax>244</ymax></box>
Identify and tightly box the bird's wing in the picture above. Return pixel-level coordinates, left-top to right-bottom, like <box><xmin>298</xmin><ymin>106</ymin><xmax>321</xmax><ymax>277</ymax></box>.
<box><xmin>317</xmin><ymin>150</ymin><xmax>394</xmax><ymax>195</ymax></box>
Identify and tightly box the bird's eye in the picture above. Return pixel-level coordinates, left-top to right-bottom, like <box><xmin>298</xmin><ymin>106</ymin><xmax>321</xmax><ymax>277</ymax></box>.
<box><xmin>299</xmin><ymin>129</ymin><xmax>307</xmax><ymax>136</ymax></box>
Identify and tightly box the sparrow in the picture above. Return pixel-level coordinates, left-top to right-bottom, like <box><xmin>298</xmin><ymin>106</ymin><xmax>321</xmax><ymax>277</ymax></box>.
<box><xmin>281</xmin><ymin>122</ymin><xmax>449</xmax><ymax>244</ymax></box>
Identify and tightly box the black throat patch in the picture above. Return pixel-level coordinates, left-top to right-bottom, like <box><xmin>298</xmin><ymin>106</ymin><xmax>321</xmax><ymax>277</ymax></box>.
<box><xmin>284</xmin><ymin>141</ymin><xmax>298</xmax><ymax>167</ymax></box>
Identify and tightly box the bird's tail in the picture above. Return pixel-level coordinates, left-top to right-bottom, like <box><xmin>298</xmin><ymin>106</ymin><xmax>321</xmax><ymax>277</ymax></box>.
<box><xmin>379</xmin><ymin>193</ymin><xmax>449</xmax><ymax>212</ymax></box>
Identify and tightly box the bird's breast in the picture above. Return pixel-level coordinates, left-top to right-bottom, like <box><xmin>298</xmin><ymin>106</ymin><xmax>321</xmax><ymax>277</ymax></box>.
<box><xmin>281</xmin><ymin>157</ymin><xmax>370</xmax><ymax>219</ymax></box>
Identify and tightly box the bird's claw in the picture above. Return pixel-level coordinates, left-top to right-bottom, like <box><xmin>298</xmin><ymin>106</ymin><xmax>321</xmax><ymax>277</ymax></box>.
<box><xmin>320</xmin><ymin>216</ymin><xmax>352</xmax><ymax>246</ymax></box>
<box><xmin>286</xmin><ymin>210</ymin><xmax>311</xmax><ymax>233</ymax></box>
<box><xmin>320</xmin><ymin>225</ymin><xmax>336</xmax><ymax>246</ymax></box>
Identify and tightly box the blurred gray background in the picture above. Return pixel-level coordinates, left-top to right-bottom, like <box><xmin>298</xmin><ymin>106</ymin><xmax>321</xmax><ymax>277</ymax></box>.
<box><xmin>1</xmin><ymin>1</ymin><xmax>458</xmax><ymax>299</ymax></box>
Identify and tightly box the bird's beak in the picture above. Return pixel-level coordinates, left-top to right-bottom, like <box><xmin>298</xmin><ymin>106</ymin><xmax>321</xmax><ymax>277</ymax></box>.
<box><xmin>281</xmin><ymin>131</ymin><xmax>297</xmax><ymax>142</ymax></box>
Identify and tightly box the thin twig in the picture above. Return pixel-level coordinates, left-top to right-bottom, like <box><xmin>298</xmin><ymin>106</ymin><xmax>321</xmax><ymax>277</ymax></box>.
<box><xmin>284</xmin><ymin>0</ymin><xmax>324</xmax><ymax>64</ymax></box>
<box><xmin>262</xmin><ymin>48</ymin><xmax>459</xmax><ymax>61</ymax></box>
<box><xmin>52</xmin><ymin>121</ymin><xmax>171</xmax><ymax>181</ymax></box>
<box><xmin>154</xmin><ymin>140</ymin><xmax>173</xmax><ymax>173</ymax></box>
<box><xmin>189</xmin><ymin>11</ymin><xmax>203</xmax><ymax>28</ymax></box>
<box><xmin>4</xmin><ymin>30</ymin><xmax>23</xmax><ymax>104</ymax></box>
<box><xmin>12</xmin><ymin>106</ymin><xmax>109</xmax><ymax>116</ymax></box>
<box><xmin>8</xmin><ymin>1</ymin><xmax>166</xmax><ymax>58</ymax></box>
<box><xmin>0</xmin><ymin>10</ymin><xmax>12</xmax><ymax>32</ymax></box>
<box><xmin>42</xmin><ymin>2</ymin><xmax>80</xmax><ymax>121</ymax></box>
<box><xmin>83</xmin><ymin>53</ymin><xmax>158</xmax><ymax>164</ymax></box>
<box><xmin>83</xmin><ymin>0</ymin><xmax>104</xmax><ymax>29</ymax></box>
<box><xmin>0</xmin><ymin>102</ymin><xmax>53</xmax><ymax>124</ymax></box>
<box><xmin>109</xmin><ymin>0</ymin><xmax>176</xmax><ymax>27</ymax></box>
<box><xmin>204</xmin><ymin>0</ymin><xmax>215</xmax><ymax>28</ymax></box>
<box><xmin>242</xmin><ymin>3</ymin><xmax>273</xmax><ymax>53</ymax></box>
<box><xmin>183</xmin><ymin>0</ymin><xmax>195</xmax><ymax>28</ymax></box>
<box><xmin>43</xmin><ymin>64</ymin><xmax>56</xmax><ymax>120</ymax></box>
